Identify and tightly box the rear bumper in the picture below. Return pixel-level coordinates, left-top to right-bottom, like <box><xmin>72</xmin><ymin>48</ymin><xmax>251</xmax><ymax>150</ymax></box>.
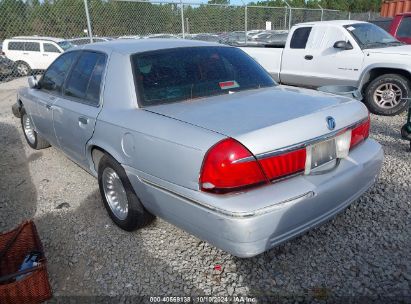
<box><xmin>125</xmin><ymin>139</ymin><xmax>383</xmax><ymax>258</ymax></box>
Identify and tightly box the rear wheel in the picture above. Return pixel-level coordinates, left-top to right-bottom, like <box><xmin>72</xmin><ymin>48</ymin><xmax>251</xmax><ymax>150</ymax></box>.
<box><xmin>98</xmin><ymin>154</ymin><xmax>154</xmax><ymax>231</ymax></box>
<box><xmin>20</xmin><ymin>108</ymin><xmax>50</xmax><ymax>150</ymax></box>
<box><xmin>364</xmin><ymin>74</ymin><xmax>410</xmax><ymax>116</ymax></box>
<box><xmin>15</xmin><ymin>61</ymin><xmax>31</xmax><ymax>77</ymax></box>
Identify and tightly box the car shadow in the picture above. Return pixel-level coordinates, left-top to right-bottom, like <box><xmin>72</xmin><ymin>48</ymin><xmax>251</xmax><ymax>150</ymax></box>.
<box><xmin>0</xmin><ymin>122</ymin><xmax>37</xmax><ymax>231</ymax></box>
<box><xmin>34</xmin><ymin>189</ymin><xmax>204</xmax><ymax>298</ymax></box>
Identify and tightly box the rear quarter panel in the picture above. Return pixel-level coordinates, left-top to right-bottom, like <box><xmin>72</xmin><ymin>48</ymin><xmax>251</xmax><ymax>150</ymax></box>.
<box><xmin>88</xmin><ymin>51</ymin><xmax>225</xmax><ymax>190</ymax></box>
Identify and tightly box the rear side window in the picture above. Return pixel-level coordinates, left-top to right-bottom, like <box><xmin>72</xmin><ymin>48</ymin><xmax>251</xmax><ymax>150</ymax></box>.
<box><xmin>397</xmin><ymin>17</ymin><xmax>411</xmax><ymax>38</ymax></box>
<box><xmin>24</xmin><ymin>42</ymin><xmax>40</xmax><ymax>52</ymax></box>
<box><xmin>44</xmin><ymin>43</ymin><xmax>60</xmax><ymax>53</ymax></box>
<box><xmin>41</xmin><ymin>51</ymin><xmax>79</xmax><ymax>94</ymax></box>
<box><xmin>8</xmin><ymin>41</ymin><xmax>24</xmax><ymax>51</ymax></box>
<box><xmin>64</xmin><ymin>51</ymin><xmax>107</xmax><ymax>106</ymax></box>
<box><xmin>290</xmin><ymin>27</ymin><xmax>312</xmax><ymax>49</ymax></box>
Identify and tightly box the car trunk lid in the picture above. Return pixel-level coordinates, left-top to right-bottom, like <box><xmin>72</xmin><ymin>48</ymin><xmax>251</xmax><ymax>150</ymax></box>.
<box><xmin>144</xmin><ymin>86</ymin><xmax>368</xmax><ymax>155</ymax></box>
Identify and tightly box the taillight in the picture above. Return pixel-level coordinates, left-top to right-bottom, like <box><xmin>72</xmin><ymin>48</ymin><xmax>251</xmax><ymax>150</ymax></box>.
<box><xmin>258</xmin><ymin>149</ymin><xmax>306</xmax><ymax>181</ymax></box>
<box><xmin>350</xmin><ymin>116</ymin><xmax>370</xmax><ymax>149</ymax></box>
<box><xmin>200</xmin><ymin>138</ymin><xmax>267</xmax><ymax>193</ymax></box>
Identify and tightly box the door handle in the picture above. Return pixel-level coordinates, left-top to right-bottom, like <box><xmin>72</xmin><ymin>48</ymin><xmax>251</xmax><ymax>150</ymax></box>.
<box><xmin>304</xmin><ymin>55</ymin><xmax>314</xmax><ymax>60</ymax></box>
<box><xmin>78</xmin><ymin>117</ymin><xmax>89</xmax><ymax>125</ymax></box>
<box><xmin>43</xmin><ymin>54</ymin><xmax>49</xmax><ymax>57</ymax></box>
<box><xmin>23</xmin><ymin>52</ymin><xmax>29</xmax><ymax>55</ymax></box>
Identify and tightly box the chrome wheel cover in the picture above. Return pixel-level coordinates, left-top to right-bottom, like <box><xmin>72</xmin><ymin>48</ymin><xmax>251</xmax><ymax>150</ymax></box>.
<box><xmin>17</xmin><ymin>63</ymin><xmax>29</xmax><ymax>76</ymax></box>
<box><xmin>373</xmin><ymin>82</ymin><xmax>403</xmax><ymax>109</ymax></box>
<box><xmin>102</xmin><ymin>167</ymin><xmax>128</xmax><ymax>220</ymax></box>
<box><xmin>23</xmin><ymin>114</ymin><xmax>36</xmax><ymax>144</ymax></box>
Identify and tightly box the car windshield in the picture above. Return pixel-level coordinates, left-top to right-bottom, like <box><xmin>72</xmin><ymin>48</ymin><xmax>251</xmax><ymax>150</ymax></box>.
<box><xmin>131</xmin><ymin>46</ymin><xmax>276</xmax><ymax>107</ymax></box>
<box><xmin>345</xmin><ymin>23</ymin><xmax>401</xmax><ymax>49</ymax></box>
<box><xmin>57</xmin><ymin>41</ymin><xmax>74</xmax><ymax>51</ymax></box>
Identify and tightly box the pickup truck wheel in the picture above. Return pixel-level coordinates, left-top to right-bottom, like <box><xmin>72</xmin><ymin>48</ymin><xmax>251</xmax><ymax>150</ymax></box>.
<box><xmin>20</xmin><ymin>108</ymin><xmax>50</xmax><ymax>150</ymax></box>
<box><xmin>15</xmin><ymin>61</ymin><xmax>31</xmax><ymax>77</ymax></box>
<box><xmin>365</xmin><ymin>74</ymin><xmax>410</xmax><ymax>116</ymax></box>
<box><xmin>98</xmin><ymin>154</ymin><xmax>154</xmax><ymax>231</ymax></box>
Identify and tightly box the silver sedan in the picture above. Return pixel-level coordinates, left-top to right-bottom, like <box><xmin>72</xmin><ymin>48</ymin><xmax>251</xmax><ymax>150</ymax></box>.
<box><xmin>14</xmin><ymin>39</ymin><xmax>383</xmax><ymax>257</ymax></box>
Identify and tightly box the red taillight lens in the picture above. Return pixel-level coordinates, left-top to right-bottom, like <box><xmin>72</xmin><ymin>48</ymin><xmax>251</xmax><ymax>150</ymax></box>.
<box><xmin>200</xmin><ymin>138</ymin><xmax>267</xmax><ymax>193</ymax></box>
<box><xmin>258</xmin><ymin>148</ymin><xmax>306</xmax><ymax>181</ymax></box>
<box><xmin>350</xmin><ymin>117</ymin><xmax>370</xmax><ymax>149</ymax></box>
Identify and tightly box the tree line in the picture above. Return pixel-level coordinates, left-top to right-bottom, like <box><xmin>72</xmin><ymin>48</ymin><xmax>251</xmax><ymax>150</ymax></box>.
<box><xmin>0</xmin><ymin>0</ymin><xmax>380</xmax><ymax>40</ymax></box>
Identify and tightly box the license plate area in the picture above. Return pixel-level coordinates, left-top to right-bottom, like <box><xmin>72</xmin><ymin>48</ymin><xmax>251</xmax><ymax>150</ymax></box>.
<box><xmin>305</xmin><ymin>138</ymin><xmax>337</xmax><ymax>174</ymax></box>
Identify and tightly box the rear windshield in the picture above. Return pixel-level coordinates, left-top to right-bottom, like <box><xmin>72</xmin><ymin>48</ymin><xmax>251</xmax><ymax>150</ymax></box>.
<box><xmin>131</xmin><ymin>46</ymin><xmax>275</xmax><ymax>107</ymax></box>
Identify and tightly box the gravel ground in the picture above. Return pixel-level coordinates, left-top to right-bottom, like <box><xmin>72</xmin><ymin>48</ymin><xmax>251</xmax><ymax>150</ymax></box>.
<box><xmin>0</xmin><ymin>78</ymin><xmax>410</xmax><ymax>302</ymax></box>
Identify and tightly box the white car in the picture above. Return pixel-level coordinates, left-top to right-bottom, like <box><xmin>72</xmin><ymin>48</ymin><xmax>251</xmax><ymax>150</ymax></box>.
<box><xmin>241</xmin><ymin>20</ymin><xmax>411</xmax><ymax>116</ymax></box>
<box><xmin>2</xmin><ymin>36</ymin><xmax>73</xmax><ymax>76</ymax></box>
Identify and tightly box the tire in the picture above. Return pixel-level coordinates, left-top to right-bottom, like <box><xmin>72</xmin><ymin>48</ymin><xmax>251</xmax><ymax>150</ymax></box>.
<box><xmin>15</xmin><ymin>61</ymin><xmax>31</xmax><ymax>77</ymax></box>
<box><xmin>20</xmin><ymin>108</ymin><xmax>50</xmax><ymax>150</ymax></box>
<box><xmin>364</xmin><ymin>74</ymin><xmax>410</xmax><ymax>116</ymax></box>
<box><xmin>98</xmin><ymin>154</ymin><xmax>154</xmax><ymax>231</ymax></box>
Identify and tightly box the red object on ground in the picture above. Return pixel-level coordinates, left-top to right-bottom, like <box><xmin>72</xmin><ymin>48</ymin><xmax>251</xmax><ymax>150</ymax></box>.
<box><xmin>0</xmin><ymin>221</ymin><xmax>52</xmax><ymax>304</ymax></box>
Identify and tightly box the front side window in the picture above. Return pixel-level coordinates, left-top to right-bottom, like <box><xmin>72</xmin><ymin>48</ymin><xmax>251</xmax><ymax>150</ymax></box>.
<box><xmin>345</xmin><ymin>23</ymin><xmax>400</xmax><ymax>48</ymax></box>
<box><xmin>290</xmin><ymin>27</ymin><xmax>312</xmax><ymax>49</ymax></box>
<box><xmin>40</xmin><ymin>51</ymin><xmax>78</xmax><ymax>94</ymax></box>
<box><xmin>8</xmin><ymin>41</ymin><xmax>24</xmax><ymax>51</ymax></box>
<box><xmin>131</xmin><ymin>46</ymin><xmax>275</xmax><ymax>107</ymax></box>
<box><xmin>24</xmin><ymin>42</ymin><xmax>40</xmax><ymax>52</ymax></box>
<box><xmin>397</xmin><ymin>17</ymin><xmax>411</xmax><ymax>38</ymax></box>
<box><xmin>64</xmin><ymin>51</ymin><xmax>107</xmax><ymax>106</ymax></box>
<box><xmin>44</xmin><ymin>43</ymin><xmax>61</xmax><ymax>53</ymax></box>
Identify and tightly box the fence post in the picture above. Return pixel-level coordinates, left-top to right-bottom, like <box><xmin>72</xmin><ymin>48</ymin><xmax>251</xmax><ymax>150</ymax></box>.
<box><xmin>348</xmin><ymin>11</ymin><xmax>351</xmax><ymax>20</ymax></box>
<box><xmin>284</xmin><ymin>7</ymin><xmax>287</xmax><ymax>30</ymax></box>
<box><xmin>83</xmin><ymin>0</ymin><xmax>93</xmax><ymax>43</ymax></box>
<box><xmin>244</xmin><ymin>5</ymin><xmax>248</xmax><ymax>44</ymax></box>
<box><xmin>180</xmin><ymin>0</ymin><xmax>185</xmax><ymax>39</ymax></box>
<box><xmin>283</xmin><ymin>1</ymin><xmax>292</xmax><ymax>30</ymax></box>
<box><xmin>318</xmin><ymin>4</ymin><xmax>324</xmax><ymax>21</ymax></box>
<box><xmin>368</xmin><ymin>11</ymin><xmax>371</xmax><ymax>20</ymax></box>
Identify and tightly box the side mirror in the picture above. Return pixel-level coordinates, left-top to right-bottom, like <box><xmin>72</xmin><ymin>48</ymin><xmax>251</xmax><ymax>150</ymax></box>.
<box><xmin>333</xmin><ymin>40</ymin><xmax>353</xmax><ymax>50</ymax></box>
<box><xmin>28</xmin><ymin>76</ymin><xmax>38</xmax><ymax>89</ymax></box>
<box><xmin>39</xmin><ymin>78</ymin><xmax>55</xmax><ymax>90</ymax></box>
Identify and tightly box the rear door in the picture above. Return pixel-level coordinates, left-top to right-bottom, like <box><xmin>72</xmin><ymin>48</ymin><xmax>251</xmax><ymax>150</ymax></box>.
<box><xmin>41</xmin><ymin>42</ymin><xmax>63</xmax><ymax>69</ymax></box>
<box><xmin>23</xmin><ymin>41</ymin><xmax>42</xmax><ymax>69</ymax></box>
<box><xmin>52</xmin><ymin>50</ymin><xmax>107</xmax><ymax>166</ymax></box>
<box><xmin>280</xmin><ymin>26</ymin><xmax>313</xmax><ymax>86</ymax></box>
<box><xmin>31</xmin><ymin>51</ymin><xmax>79</xmax><ymax>146</ymax></box>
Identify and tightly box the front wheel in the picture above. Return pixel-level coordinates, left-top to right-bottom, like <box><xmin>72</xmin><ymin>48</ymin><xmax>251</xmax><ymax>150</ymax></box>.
<box><xmin>364</xmin><ymin>74</ymin><xmax>410</xmax><ymax>116</ymax></box>
<box><xmin>98</xmin><ymin>154</ymin><xmax>154</xmax><ymax>231</ymax></box>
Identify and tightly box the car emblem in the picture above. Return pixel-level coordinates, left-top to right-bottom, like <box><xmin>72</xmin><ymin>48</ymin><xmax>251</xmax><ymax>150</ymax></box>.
<box><xmin>326</xmin><ymin>116</ymin><xmax>336</xmax><ymax>130</ymax></box>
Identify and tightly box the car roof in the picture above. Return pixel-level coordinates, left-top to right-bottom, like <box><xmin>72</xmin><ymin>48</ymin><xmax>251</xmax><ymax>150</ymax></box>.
<box><xmin>78</xmin><ymin>38</ymin><xmax>226</xmax><ymax>55</ymax></box>
<box><xmin>295</xmin><ymin>20</ymin><xmax>368</xmax><ymax>27</ymax></box>
<box><xmin>8</xmin><ymin>36</ymin><xmax>66</xmax><ymax>42</ymax></box>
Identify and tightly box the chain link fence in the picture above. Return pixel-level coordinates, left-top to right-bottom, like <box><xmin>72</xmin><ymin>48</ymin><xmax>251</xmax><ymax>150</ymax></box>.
<box><xmin>0</xmin><ymin>0</ymin><xmax>381</xmax><ymax>82</ymax></box>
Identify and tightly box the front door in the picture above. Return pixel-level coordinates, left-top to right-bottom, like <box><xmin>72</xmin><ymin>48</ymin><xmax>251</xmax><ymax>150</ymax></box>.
<box><xmin>32</xmin><ymin>51</ymin><xmax>79</xmax><ymax>146</ymax></box>
<box><xmin>53</xmin><ymin>51</ymin><xmax>107</xmax><ymax>166</ymax></box>
<box><xmin>303</xmin><ymin>25</ymin><xmax>364</xmax><ymax>88</ymax></box>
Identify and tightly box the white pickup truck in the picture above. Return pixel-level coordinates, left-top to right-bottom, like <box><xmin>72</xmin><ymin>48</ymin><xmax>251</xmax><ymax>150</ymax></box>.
<box><xmin>241</xmin><ymin>20</ymin><xmax>411</xmax><ymax>116</ymax></box>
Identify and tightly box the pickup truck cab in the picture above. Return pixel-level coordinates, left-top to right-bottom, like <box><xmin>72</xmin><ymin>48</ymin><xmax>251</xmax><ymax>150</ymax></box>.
<box><xmin>389</xmin><ymin>13</ymin><xmax>411</xmax><ymax>44</ymax></box>
<box><xmin>242</xmin><ymin>20</ymin><xmax>411</xmax><ymax>116</ymax></box>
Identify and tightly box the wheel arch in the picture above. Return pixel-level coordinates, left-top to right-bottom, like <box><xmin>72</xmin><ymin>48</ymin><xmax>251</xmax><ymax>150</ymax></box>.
<box><xmin>87</xmin><ymin>142</ymin><xmax>127</xmax><ymax>177</ymax></box>
<box><xmin>359</xmin><ymin>64</ymin><xmax>411</xmax><ymax>93</ymax></box>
